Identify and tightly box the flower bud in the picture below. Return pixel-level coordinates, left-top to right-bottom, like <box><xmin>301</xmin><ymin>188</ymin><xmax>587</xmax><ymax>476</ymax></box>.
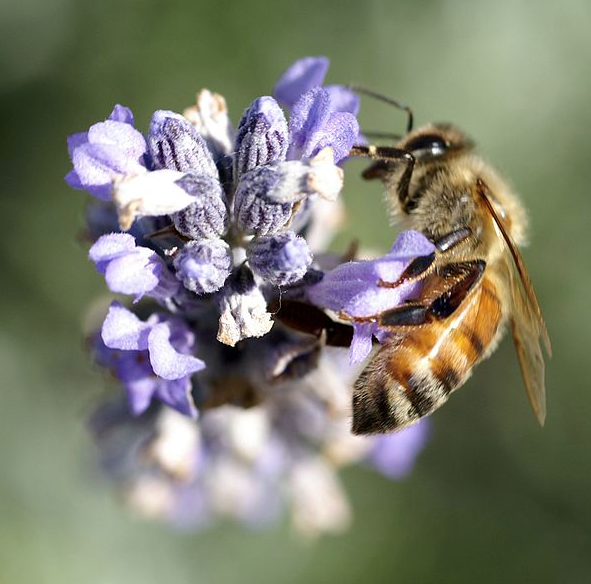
<box><xmin>173</xmin><ymin>239</ymin><xmax>233</xmax><ymax>295</ymax></box>
<box><xmin>234</xmin><ymin>96</ymin><xmax>288</xmax><ymax>180</ymax></box>
<box><xmin>248</xmin><ymin>231</ymin><xmax>312</xmax><ymax>286</ymax></box>
<box><xmin>170</xmin><ymin>172</ymin><xmax>229</xmax><ymax>240</ymax></box>
<box><xmin>148</xmin><ymin>110</ymin><xmax>218</xmax><ymax>176</ymax></box>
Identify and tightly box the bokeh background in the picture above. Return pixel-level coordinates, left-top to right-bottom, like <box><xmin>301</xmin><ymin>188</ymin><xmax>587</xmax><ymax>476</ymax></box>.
<box><xmin>1</xmin><ymin>0</ymin><xmax>590</xmax><ymax>582</ymax></box>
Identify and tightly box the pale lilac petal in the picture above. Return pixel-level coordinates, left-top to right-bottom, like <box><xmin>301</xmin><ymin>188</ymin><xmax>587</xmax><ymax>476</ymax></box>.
<box><xmin>66</xmin><ymin>109</ymin><xmax>148</xmax><ymax>200</ymax></box>
<box><xmin>309</xmin><ymin>111</ymin><xmax>359</xmax><ymax>163</ymax></box>
<box><xmin>67</xmin><ymin>132</ymin><xmax>88</xmax><ymax>157</ymax></box>
<box><xmin>70</xmin><ymin>142</ymin><xmax>134</xmax><ymax>200</ymax></box>
<box><xmin>324</xmin><ymin>85</ymin><xmax>360</xmax><ymax>115</ymax></box>
<box><xmin>368</xmin><ymin>420</ymin><xmax>431</xmax><ymax>479</ymax></box>
<box><xmin>104</xmin><ymin>250</ymin><xmax>161</xmax><ymax>298</ymax></box>
<box><xmin>89</xmin><ymin>233</ymin><xmax>178</xmax><ymax>301</ymax></box>
<box><xmin>288</xmin><ymin>87</ymin><xmax>331</xmax><ymax>159</ymax></box>
<box><xmin>388</xmin><ymin>230</ymin><xmax>436</xmax><ymax>259</ymax></box>
<box><xmin>88</xmin><ymin>120</ymin><xmax>147</xmax><ymax>160</ymax></box>
<box><xmin>64</xmin><ymin>169</ymin><xmax>82</xmax><ymax>190</ymax></box>
<box><xmin>125</xmin><ymin>377</ymin><xmax>158</xmax><ymax>416</ymax></box>
<box><xmin>154</xmin><ymin>377</ymin><xmax>198</xmax><ymax>419</ymax></box>
<box><xmin>349</xmin><ymin>322</ymin><xmax>375</xmax><ymax>365</ymax></box>
<box><xmin>148</xmin><ymin>323</ymin><xmax>205</xmax><ymax>381</ymax></box>
<box><xmin>287</xmin><ymin>88</ymin><xmax>359</xmax><ymax>163</ymax></box>
<box><xmin>274</xmin><ymin>56</ymin><xmax>329</xmax><ymax>109</ymax></box>
<box><xmin>108</xmin><ymin>104</ymin><xmax>135</xmax><ymax>125</ymax></box>
<box><xmin>89</xmin><ymin>233</ymin><xmax>136</xmax><ymax>266</ymax></box>
<box><xmin>307</xmin><ymin>230</ymin><xmax>436</xmax><ymax>318</ymax></box>
<box><xmin>101</xmin><ymin>302</ymin><xmax>151</xmax><ymax>351</ymax></box>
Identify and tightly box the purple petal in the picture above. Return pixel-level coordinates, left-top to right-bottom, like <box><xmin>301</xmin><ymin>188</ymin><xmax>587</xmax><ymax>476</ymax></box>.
<box><xmin>368</xmin><ymin>420</ymin><xmax>431</xmax><ymax>479</ymax></box>
<box><xmin>274</xmin><ymin>56</ymin><xmax>329</xmax><ymax>109</ymax></box>
<box><xmin>324</xmin><ymin>85</ymin><xmax>360</xmax><ymax>115</ymax></box>
<box><xmin>108</xmin><ymin>104</ymin><xmax>135</xmax><ymax>125</ymax></box>
<box><xmin>101</xmin><ymin>302</ymin><xmax>151</xmax><ymax>351</ymax></box>
<box><xmin>89</xmin><ymin>233</ymin><xmax>136</xmax><ymax>265</ymax></box>
<box><xmin>148</xmin><ymin>323</ymin><xmax>205</xmax><ymax>381</ymax></box>
<box><xmin>87</xmin><ymin>120</ymin><xmax>147</xmax><ymax>160</ymax></box>
<box><xmin>103</xmin><ymin>249</ymin><xmax>161</xmax><ymax>299</ymax></box>
<box><xmin>350</xmin><ymin>322</ymin><xmax>375</xmax><ymax>365</ymax></box>
<box><xmin>154</xmin><ymin>377</ymin><xmax>198</xmax><ymax>419</ymax></box>
<box><xmin>306</xmin><ymin>230</ymin><xmax>436</xmax><ymax>318</ymax></box>
<box><xmin>287</xmin><ymin>87</ymin><xmax>331</xmax><ymax>159</ymax></box>
<box><xmin>66</xmin><ymin>108</ymin><xmax>147</xmax><ymax>200</ymax></box>
<box><xmin>70</xmin><ymin>141</ymin><xmax>145</xmax><ymax>201</ymax></box>
<box><xmin>309</xmin><ymin>111</ymin><xmax>359</xmax><ymax>163</ymax></box>
<box><xmin>125</xmin><ymin>376</ymin><xmax>158</xmax><ymax>416</ymax></box>
<box><xmin>67</xmin><ymin>132</ymin><xmax>88</xmax><ymax>157</ymax></box>
<box><xmin>64</xmin><ymin>169</ymin><xmax>82</xmax><ymax>190</ymax></box>
<box><xmin>388</xmin><ymin>229</ymin><xmax>436</xmax><ymax>259</ymax></box>
<box><xmin>89</xmin><ymin>233</ymin><xmax>178</xmax><ymax>301</ymax></box>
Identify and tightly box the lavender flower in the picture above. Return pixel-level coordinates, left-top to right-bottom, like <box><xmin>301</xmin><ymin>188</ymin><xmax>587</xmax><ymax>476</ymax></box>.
<box><xmin>97</xmin><ymin>302</ymin><xmax>204</xmax><ymax>417</ymax></box>
<box><xmin>307</xmin><ymin>230</ymin><xmax>436</xmax><ymax>363</ymax></box>
<box><xmin>89</xmin><ymin>233</ymin><xmax>179</xmax><ymax>301</ymax></box>
<box><xmin>67</xmin><ymin>56</ymin><xmax>433</xmax><ymax>535</ymax></box>
<box><xmin>66</xmin><ymin>105</ymin><xmax>148</xmax><ymax>201</ymax></box>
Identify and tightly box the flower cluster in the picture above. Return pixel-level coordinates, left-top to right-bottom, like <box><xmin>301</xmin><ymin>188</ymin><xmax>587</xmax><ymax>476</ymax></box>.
<box><xmin>67</xmin><ymin>56</ymin><xmax>433</xmax><ymax>535</ymax></box>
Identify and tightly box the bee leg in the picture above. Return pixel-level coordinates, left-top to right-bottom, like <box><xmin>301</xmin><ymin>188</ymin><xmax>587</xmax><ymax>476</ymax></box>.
<box><xmin>270</xmin><ymin>299</ymin><xmax>354</xmax><ymax>347</ymax></box>
<box><xmin>377</xmin><ymin>227</ymin><xmax>473</xmax><ymax>289</ymax></box>
<box><xmin>379</xmin><ymin>260</ymin><xmax>486</xmax><ymax>327</ymax></box>
<box><xmin>349</xmin><ymin>145</ymin><xmax>416</xmax><ymax>206</ymax></box>
<box><xmin>434</xmin><ymin>227</ymin><xmax>473</xmax><ymax>253</ymax></box>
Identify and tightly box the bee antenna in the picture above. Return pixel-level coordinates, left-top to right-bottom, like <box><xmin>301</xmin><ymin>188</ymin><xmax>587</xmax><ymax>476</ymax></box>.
<box><xmin>348</xmin><ymin>85</ymin><xmax>414</xmax><ymax>134</ymax></box>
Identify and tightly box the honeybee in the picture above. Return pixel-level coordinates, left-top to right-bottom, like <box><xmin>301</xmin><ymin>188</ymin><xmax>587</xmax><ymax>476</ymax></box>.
<box><xmin>349</xmin><ymin>120</ymin><xmax>551</xmax><ymax>434</ymax></box>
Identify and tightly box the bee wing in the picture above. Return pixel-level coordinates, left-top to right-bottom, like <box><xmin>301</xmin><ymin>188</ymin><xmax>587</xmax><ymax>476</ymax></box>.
<box><xmin>478</xmin><ymin>184</ymin><xmax>551</xmax><ymax>426</ymax></box>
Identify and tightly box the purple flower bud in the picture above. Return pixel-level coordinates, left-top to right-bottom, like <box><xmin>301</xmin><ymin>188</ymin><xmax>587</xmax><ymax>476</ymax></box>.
<box><xmin>234</xmin><ymin>97</ymin><xmax>288</xmax><ymax>180</ymax></box>
<box><xmin>173</xmin><ymin>239</ymin><xmax>233</xmax><ymax>295</ymax></box>
<box><xmin>233</xmin><ymin>166</ymin><xmax>295</xmax><ymax>236</ymax></box>
<box><xmin>148</xmin><ymin>110</ymin><xmax>218</xmax><ymax>176</ymax></box>
<box><xmin>248</xmin><ymin>231</ymin><xmax>312</xmax><ymax>286</ymax></box>
<box><xmin>169</xmin><ymin>172</ymin><xmax>229</xmax><ymax>240</ymax></box>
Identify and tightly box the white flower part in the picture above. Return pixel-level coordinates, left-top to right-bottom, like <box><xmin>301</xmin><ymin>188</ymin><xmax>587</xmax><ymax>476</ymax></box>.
<box><xmin>205</xmin><ymin>458</ymin><xmax>259</xmax><ymax>520</ymax></box>
<box><xmin>149</xmin><ymin>409</ymin><xmax>200</xmax><ymax>481</ymax></box>
<box><xmin>288</xmin><ymin>457</ymin><xmax>351</xmax><ymax>538</ymax></box>
<box><xmin>226</xmin><ymin>407</ymin><xmax>270</xmax><ymax>462</ymax></box>
<box><xmin>217</xmin><ymin>284</ymin><xmax>273</xmax><ymax>347</ymax></box>
<box><xmin>125</xmin><ymin>476</ymin><xmax>174</xmax><ymax>519</ymax></box>
<box><xmin>303</xmin><ymin>196</ymin><xmax>346</xmax><ymax>252</ymax></box>
<box><xmin>184</xmin><ymin>89</ymin><xmax>235</xmax><ymax>156</ymax></box>
<box><xmin>112</xmin><ymin>169</ymin><xmax>193</xmax><ymax>230</ymax></box>
<box><xmin>307</xmin><ymin>147</ymin><xmax>344</xmax><ymax>202</ymax></box>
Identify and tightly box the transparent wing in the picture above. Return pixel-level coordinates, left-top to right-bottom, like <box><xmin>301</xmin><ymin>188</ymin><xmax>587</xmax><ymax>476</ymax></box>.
<box><xmin>478</xmin><ymin>182</ymin><xmax>551</xmax><ymax>425</ymax></box>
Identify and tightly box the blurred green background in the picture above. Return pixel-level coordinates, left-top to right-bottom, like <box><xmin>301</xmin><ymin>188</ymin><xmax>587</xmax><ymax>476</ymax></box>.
<box><xmin>1</xmin><ymin>0</ymin><xmax>590</xmax><ymax>582</ymax></box>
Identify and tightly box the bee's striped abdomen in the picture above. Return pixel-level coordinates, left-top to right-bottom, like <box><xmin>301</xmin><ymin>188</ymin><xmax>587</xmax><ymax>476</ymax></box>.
<box><xmin>352</xmin><ymin>277</ymin><xmax>503</xmax><ymax>434</ymax></box>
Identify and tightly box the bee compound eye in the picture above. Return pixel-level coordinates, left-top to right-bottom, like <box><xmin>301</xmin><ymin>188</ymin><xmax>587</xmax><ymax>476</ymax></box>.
<box><xmin>404</xmin><ymin>134</ymin><xmax>448</xmax><ymax>158</ymax></box>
